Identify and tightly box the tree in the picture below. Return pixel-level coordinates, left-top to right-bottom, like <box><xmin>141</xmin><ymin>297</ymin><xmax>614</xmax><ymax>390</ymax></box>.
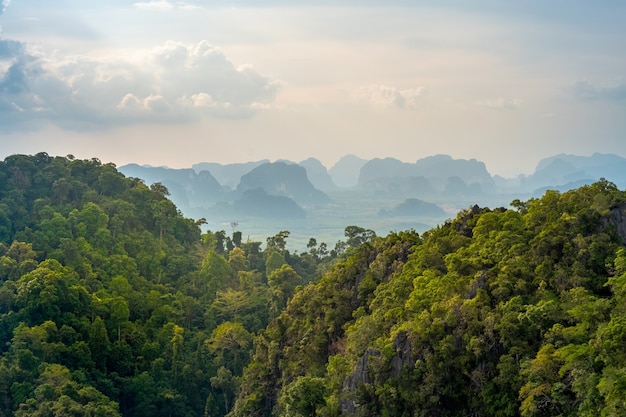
<box><xmin>278</xmin><ymin>376</ymin><xmax>326</xmax><ymax>417</ymax></box>
<box><xmin>207</xmin><ymin>322</ymin><xmax>252</xmax><ymax>374</ymax></box>
<box><xmin>268</xmin><ymin>264</ymin><xmax>302</xmax><ymax>316</ymax></box>
<box><xmin>202</xmin><ymin>250</ymin><xmax>236</xmax><ymax>296</ymax></box>
<box><xmin>266</xmin><ymin>230</ymin><xmax>290</xmax><ymax>252</ymax></box>
<box><xmin>265</xmin><ymin>250</ymin><xmax>287</xmax><ymax>276</ymax></box>
<box><xmin>344</xmin><ymin>225</ymin><xmax>376</xmax><ymax>248</ymax></box>
<box><xmin>14</xmin><ymin>363</ymin><xmax>121</xmax><ymax>417</ymax></box>
<box><xmin>89</xmin><ymin>317</ymin><xmax>110</xmax><ymax>370</ymax></box>
<box><xmin>211</xmin><ymin>366</ymin><xmax>239</xmax><ymax>413</ymax></box>
<box><xmin>228</xmin><ymin>247</ymin><xmax>249</xmax><ymax>274</ymax></box>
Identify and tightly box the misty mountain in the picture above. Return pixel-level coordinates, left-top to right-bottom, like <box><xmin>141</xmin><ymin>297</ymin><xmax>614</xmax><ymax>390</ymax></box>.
<box><xmin>378</xmin><ymin>198</ymin><xmax>446</xmax><ymax>217</ymax></box>
<box><xmin>232</xmin><ymin>188</ymin><xmax>306</xmax><ymax>219</ymax></box>
<box><xmin>236</xmin><ymin>161</ymin><xmax>330</xmax><ymax>206</ymax></box>
<box><xmin>298</xmin><ymin>157</ymin><xmax>337</xmax><ymax>192</ymax></box>
<box><xmin>117</xmin><ymin>152</ymin><xmax>626</xmax><ymax>248</ymax></box>
<box><xmin>207</xmin><ymin>188</ymin><xmax>306</xmax><ymax>220</ymax></box>
<box><xmin>356</xmin><ymin>155</ymin><xmax>493</xmax><ymax>200</ymax></box>
<box><xmin>328</xmin><ymin>154</ymin><xmax>367</xmax><ymax>188</ymax></box>
<box><xmin>192</xmin><ymin>160</ymin><xmax>269</xmax><ymax>189</ymax></box>
<box><xmin>118</xmin><ymin>163</ymin><xmax>225</xmax><ymax>210</ymax></box>
<box><xmin>523</xmin><ymin>153</ymin><xmax>626</xmax><ymax>191</ymax></box>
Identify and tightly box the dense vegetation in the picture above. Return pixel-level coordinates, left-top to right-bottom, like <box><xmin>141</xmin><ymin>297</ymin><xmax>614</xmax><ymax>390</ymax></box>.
<box><xmin>1</xmin><ymin>153</ymin><xmax>625</xmax><ymax>416</ymax></box>
<box><xmin>232</xmin><ymin>180</ymin><xmax>626</xmax><ymax>417</ymax></box>
<box><xmin>0</xmin><ymin>153</ymin><xmax>351</xmax><ymax>417</ymax></box>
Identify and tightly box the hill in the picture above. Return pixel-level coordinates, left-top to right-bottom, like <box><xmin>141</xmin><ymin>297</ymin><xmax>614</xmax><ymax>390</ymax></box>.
<box><xmin>232</xmin><ymin>179</ymin><xmax>626</xmax><ymax>417</ymax></box>
<box><xmin>357</xmin><ymin>155</ymin><xmax>495</xmax><ymax>199</ymax></box>
<box><xmin>2</xmin><ymin>152</ymin><xmax>626</xmax><ymax>417</ymax></box>
<box><xmin>118</xmin><ymin>163</ymin><xmax>225</xmax><ymax>218</ymax></box>
<box><xmin>378</xmin><ymin>198</ymin><xmax>446</xmax><ymax>218</ymax></box>
<box><xmin>236</xmin><ymin>161</ymin><xmax>330</xmax><ymax>206</ymax></box>
<box><xmin>0</xmin><ymin>152</ymin><xmax>341</xmax><ymax>417</ymax></box>
<box><xmin>191</xmin><ymin>160</ymin><xmax>269</xmax><ymax>189</ymax></box>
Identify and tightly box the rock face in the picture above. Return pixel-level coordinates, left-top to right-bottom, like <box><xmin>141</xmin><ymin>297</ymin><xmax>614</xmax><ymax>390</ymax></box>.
<box><xmin>341</xmin><ymin>332</ymin><xmax>413</xmax><ymax>415</ymax></box>
<box><xmin>604</xmin><ymin>201</ymin><xmax>626</xmax><ymax>244</ymax></box>
<box><xmin>236</xmin><ymin>162</ymin><xmax>330</xmax><ymax>206</ymax></box>
<box><xmin>341</xmin><ymin>348</ymin><xmax>381</xmax><ymax>415</ymax></box>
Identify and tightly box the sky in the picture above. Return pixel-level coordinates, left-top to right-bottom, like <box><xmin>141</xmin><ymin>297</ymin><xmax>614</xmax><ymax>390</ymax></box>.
<box><xmin>0</xmin><ymin>0</ymin><xmax>625</xmax><ymax>177</ymax></box>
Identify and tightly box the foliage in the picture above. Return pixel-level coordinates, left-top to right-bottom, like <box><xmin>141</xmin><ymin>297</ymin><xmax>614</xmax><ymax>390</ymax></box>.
<box><xmin>0</xmin><ymin>153</ymin><xmax>343</xmax><ymax>417</ymax></box>
<box><xmin>232</xmin><ymin>180</ymin><xmax>626</xmax><ymax>417</ymax></box>
<box><xmin>3</xmin><ymin>153</ymin><xmax>626</xmax><ymax>417</ymax></box>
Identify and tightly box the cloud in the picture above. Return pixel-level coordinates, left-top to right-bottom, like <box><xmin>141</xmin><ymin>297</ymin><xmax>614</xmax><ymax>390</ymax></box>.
<box><xmin>133</xmin><ymin>1</ymin><xmax>201</xmax><ymax>11</ymax></box>
<box><xmin>354</xmin><ymin>84</ymin><xmax>426</xmax><ymax>109</ymax></box>
<box><xmin>475</xmin><ymin>97</ymin><xmax>521</xmax><ymax>110</ymax></box>
<box><xmin>573</xmin><ymin>80</ymin><xmax>626</xmax><ymax>101</ymax></box>
<box><xmin>134</xmin><ymin>1</ymin><xmax>175</xmax><ymax>11</ymax></box>
<box><xmin>1</xmin><ymin>0</ymin><xmax>9</xmax><ymax>14</ymax></box>
<box><xmin>0</xmin><ymin>39</ymin><xmax>280</xmax><ymax>130</ymax></box>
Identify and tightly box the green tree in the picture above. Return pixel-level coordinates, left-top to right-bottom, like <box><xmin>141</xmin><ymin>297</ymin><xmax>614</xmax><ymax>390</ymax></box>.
<box><xmin>278</xmin><ymin>376</ymin><xmax>326</xmax><ymax>417</ymax></box>
<box><xmin>207</xmin><ymin>321</ymin><xmax>252</xmax><ymax>375</ymax></box>
<box><xmin>268</xmin><ymin>264</ymin><xmax>302</xmax><ymax>316</ymax></box>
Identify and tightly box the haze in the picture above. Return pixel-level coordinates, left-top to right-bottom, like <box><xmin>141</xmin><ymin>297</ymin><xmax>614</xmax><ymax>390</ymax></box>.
<box><xmin>1</xmin><ymin>1</ymin><xmax>625</xmax><ymax>177</ymax></box>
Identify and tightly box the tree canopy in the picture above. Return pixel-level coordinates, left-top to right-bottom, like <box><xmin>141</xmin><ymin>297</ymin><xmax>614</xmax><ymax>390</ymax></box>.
<box><xmin>1</xmin><ymin>153</ymin><xmax>626</xmax><ymax>417</ymax></box>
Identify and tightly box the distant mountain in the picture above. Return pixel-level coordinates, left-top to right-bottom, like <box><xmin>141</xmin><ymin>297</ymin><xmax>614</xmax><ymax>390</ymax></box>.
<box><xmin>118</xmin><ymin>153</ymin><xmax>626</xmax><ymax>244</ymax></box>
<box><xmin>192</xmin><ymin>160</ymin><xmax>269</xmax><ymax>189</ymax></box>
<box><xmin>522</xmin><ymin>153</ymin><xmax>626</xmax><ymax>191</ymax></box>
<box><xmin>232</xmin><ymin>188</ymin><xmax>306</xmax><ymax>219</ymax></box>
<box><xmin>299</xmin><ymin>158</ymin><xmax>337</xmax><ymax>192</ymax></box>
<box><xmin>118</xmin><ymin>164</ymin><xmax>225</xmax><ymax>212</ymax></box>
<box><xmin>378</xmin><ymin>198</ymin><xmax>446</xmax><ymax>217</ymax></box>
<box><xmin>236</xmin><ymin>162</ymin><xmax>330</xmax><ymax>206</ymax></box>
<box><xmin>357</xmin><ymin>155</ymin><xmax>494</xmax><ymax>199</ymax></box>
<box><xmin>415</xmin><ymin>155</ymin><xmax>494</xmax><ymax>189</ymax></box>
<box><xmin>358</xmin><ymin>157</ymin><xmax>413</xmax><ymax>187</ymax></box>
<box><xmin>328</xmin><ymin>154</ymin><xmax>367</xmax><ymax>188</ymax></box>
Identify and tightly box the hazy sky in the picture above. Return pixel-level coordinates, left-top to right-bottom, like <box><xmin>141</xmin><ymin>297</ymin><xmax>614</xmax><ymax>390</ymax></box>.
<box><xmin>0</xmin><ymin>1</ymin><xmax>625</xmax><ymax>177</ymax></box>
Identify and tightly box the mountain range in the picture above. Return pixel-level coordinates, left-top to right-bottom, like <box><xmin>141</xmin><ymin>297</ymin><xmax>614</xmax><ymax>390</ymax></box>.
<box><xmin>118</xmin><ymin>153</ymin><xmax>626</xmax><ymax>248</ymax></box>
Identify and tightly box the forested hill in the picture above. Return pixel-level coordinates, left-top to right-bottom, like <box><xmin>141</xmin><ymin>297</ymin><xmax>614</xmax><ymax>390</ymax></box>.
<box><xmin>0</xmin><ymin>153</ymin><xmax>346</xmax><ymax>417</ymax></box>
<box><xmin>232</xmin><ymin>180</ymin><xmax>626</xmax><ymax>417</ymax></box>
<box><xmin>1</xmin><ymin>153</ymin><xmax>626</xmax><ymax>417</ymax></box>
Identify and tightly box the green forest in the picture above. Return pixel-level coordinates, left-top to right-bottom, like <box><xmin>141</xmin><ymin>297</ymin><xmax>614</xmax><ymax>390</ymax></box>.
<box><xmin>1</xmin><ymin>153</ymin><xmax>626</xmax><ymax>417</ymax></box>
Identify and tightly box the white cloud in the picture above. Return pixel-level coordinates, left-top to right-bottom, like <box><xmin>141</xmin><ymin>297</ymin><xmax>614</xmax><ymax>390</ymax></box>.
<box><xmin>133</xmin><ymin>1</ymin><xmax>201</xmax><ymax>11</ymax></box>
<box><xmin>475</xmin><ymin>97</ymin><xmax>521</xmax><ymax>110</ymax></box>
<box><xmin>134</xmin><ymin>1</ymin><xmax>175</xmax><ymax>11</ymax></box>
<box><xmin>0</xmin><ymin>0</ymin><xmax>9</xmax><ymax>14</ymax></box>
<box><xmin>354</xmin><ymin>84</ymin><xmax>426</xmax><ymax>109</ymax></box>
<box><xmin>0</xmin><ymin>39</ymin><xmax>280</xmax><ymax>130</ymax></box>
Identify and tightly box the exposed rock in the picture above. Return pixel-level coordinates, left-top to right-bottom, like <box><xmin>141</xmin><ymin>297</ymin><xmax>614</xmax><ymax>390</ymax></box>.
<box><xmin>341</xmin><ymin>332</ymin><xmax>413</xmax><ymax>415</ymax></box>
<box><xmin>390</xmin><ymin>331</ymin><xmax>412</xmax><ymax>378</ymax></box>
<box><xmin>604</xmin><ymin>201</ymin><xmax>626</xmax><ymax>244</ymax></box>
<box><xmin>341</xmin><ymin>348</ymin><xmax>381</xmax><ymax>414</ymax></box>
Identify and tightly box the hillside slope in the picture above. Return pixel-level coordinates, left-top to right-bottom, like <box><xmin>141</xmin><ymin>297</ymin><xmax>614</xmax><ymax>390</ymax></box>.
<box><xmin>232</xmin><ymin>180</ymin><xmax>626</xmax><ymax>417</ymax></box>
